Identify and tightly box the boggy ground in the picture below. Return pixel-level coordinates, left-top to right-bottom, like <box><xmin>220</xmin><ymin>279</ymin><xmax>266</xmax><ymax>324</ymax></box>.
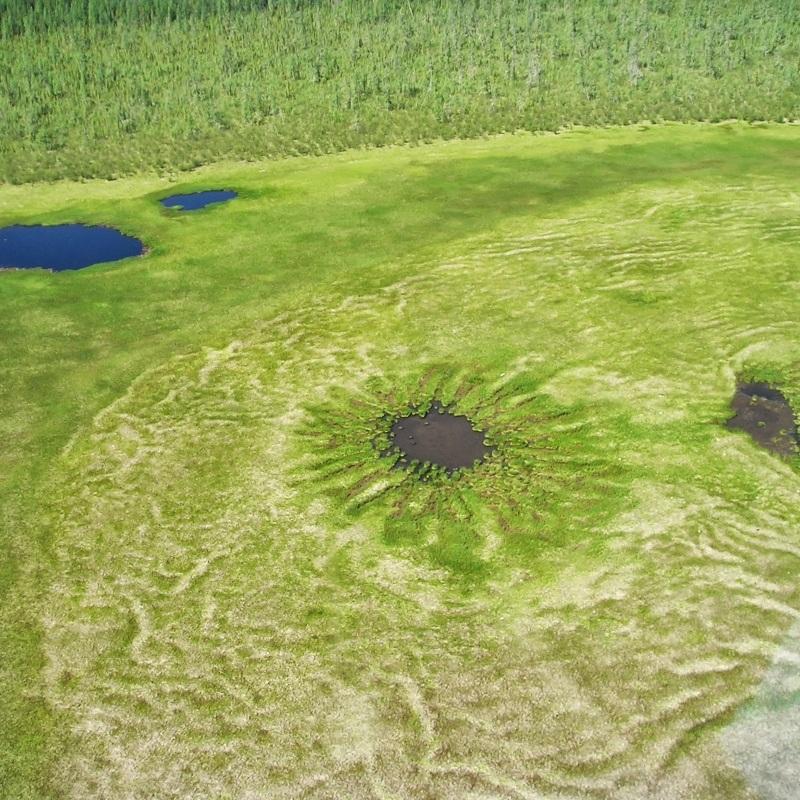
<box><xmin>386</xmin><ymin>402</ymin><xmax>492</xmax><ymax>474</ymax></box>
<box><xmin>1</xmin><ymin>124</ymin><xmax>800</xmax><ymax>799</ymax></box>
<box><xmin>727</xmin><ymin>382</ymin><xmax>798</xmax><ymax>458</ymax></box>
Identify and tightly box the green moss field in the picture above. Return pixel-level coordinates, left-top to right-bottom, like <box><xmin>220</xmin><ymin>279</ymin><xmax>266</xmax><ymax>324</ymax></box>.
<box><xmin>1</xmin><ymin>122</ymin><xmax>799</xmax><ymax>798</ymax></box>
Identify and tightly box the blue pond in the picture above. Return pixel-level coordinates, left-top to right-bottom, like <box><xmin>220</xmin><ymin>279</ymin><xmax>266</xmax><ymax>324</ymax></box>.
<box><xmin>0</xmin><ymin>224</ymin><xmax>144</xmax><ymax>272</ymax></box>
<box><xmin>160</xmin><ymin>190</ymin><xmax>237</xmax><ymax>211</ymax></box>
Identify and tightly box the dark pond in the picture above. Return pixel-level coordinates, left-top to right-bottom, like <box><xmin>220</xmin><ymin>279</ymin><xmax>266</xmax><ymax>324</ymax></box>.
<box><xmin>726</xmin><ymin>382</ymin><xmax>798</xmax><ymax>457</ymax></box>
<box><xmin>389</xmin><ymin>402</ymin><xmax>493</xmax><ymax>474</ymax></box>
<box><xmin>160</xmin><ymin>190</ymin><xmax>237</xmax><ymax>211</ymax></box>
<box><xmin>0</xmin><ymin>224</ymin><xmax>144</xmax><ymax>272</ymax></box>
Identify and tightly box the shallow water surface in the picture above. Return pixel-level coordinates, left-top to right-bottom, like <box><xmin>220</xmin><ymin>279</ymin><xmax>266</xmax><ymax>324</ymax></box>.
<box><xmin>389</xmin><ymin>402</ymin><xmax>492</xmax><ymax>473</ymax></box>
<box><xmin>0</xmin><ymin>224</ymin><xmax>144</xmax><ymax>271</ymax></box>
<box><xmin>726</xmin><ymin>382</ymin><xmax>798</xmax><ymax>457</ymax></box>
<box><xmin>160</xmin><ymin>190</ymin><xmax>237</xmax><ymax>211</ymax></box>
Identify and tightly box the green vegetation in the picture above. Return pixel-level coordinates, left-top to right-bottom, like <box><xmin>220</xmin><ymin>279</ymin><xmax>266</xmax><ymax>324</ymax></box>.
<box><xmin>2</xmin><ymin>0</ymin><xmax>799</xmax><ymax>182</ymax></box>
<box><xmin>2</xmin><ymin>124</ymin><xmax>799</xmax><ymax>798</ymax></box>
<box><xmin>2</xmin><ymin>3</ymin><xmax>799</xmax><ymax>797</ymax></box>
<box><xmin>1</xmin><ymin>0</ymin><xmax>285</xmax><ymax>32</ymax></box>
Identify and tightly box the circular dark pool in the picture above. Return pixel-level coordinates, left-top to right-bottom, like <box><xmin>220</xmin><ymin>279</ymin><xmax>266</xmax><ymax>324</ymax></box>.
<box><xmin>389</xmin><ymin>402</ymin><xmax>492</xmax><ymax>474</ymax></box>
<box><xmin>160</xmin><ymin>190</ymin><xmax>237</xmax><ymax>211</ymax></box>
<box><xmin>0</xmin><ymin>224</ymin><xmax>144</xmax><ymax>272</ymax></box>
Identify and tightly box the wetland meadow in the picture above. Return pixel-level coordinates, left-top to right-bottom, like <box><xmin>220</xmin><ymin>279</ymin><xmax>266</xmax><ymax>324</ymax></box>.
<box><xmin>1</xmin><ymin>3</ymin><xmax>799</xmax><ymax>799</ymax></box>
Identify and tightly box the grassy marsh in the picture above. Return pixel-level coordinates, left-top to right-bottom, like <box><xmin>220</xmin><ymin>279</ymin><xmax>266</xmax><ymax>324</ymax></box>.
<box><xmin>1</xmin><ymin>124</ymin><xmax>800</xmax><ymax>798</ymax></box>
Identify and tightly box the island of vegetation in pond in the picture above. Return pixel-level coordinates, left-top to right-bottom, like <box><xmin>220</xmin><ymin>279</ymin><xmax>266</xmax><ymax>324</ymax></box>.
<box><xmin>160</xmin><ymin>190</ymin><xmax>237</xmax><ymax>211</ymax></box>
<box><xmin>0</xmin><ymin>224</ymin><xmax>144</xmax><ymax>271</ymax></box>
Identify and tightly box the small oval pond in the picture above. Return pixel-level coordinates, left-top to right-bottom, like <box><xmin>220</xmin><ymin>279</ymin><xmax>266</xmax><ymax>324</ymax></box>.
<box><xmin>0</xmin><ymin>224</ymin><xmax>144</xmax><ymax>272</ymax></box>
<box><xmin>388</xmin><ymin>401</ymin><xmax>493</xmax><ymax>475</ymax></box>
<box><xmin>726</xmin><ymin>381</ymin><xmax>798</xmax><ymax>457</ymax></box>
<box><xmin>160</xmin><ymin>190</ymin><xmax>237</xmax><ymax>211</ymax></box>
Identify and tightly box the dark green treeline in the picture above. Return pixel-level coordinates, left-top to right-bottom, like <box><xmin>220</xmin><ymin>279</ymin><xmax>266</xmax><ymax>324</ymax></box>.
<box><xmin>1</xmin><ymin>0</ymin><xmax>798</xmax><ymax>182</ymax></box>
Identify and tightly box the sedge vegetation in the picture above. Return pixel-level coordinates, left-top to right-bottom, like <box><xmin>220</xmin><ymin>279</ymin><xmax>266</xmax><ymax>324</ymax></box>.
<box><xmin>1</xmin><ymin>0</ymin><xmax>799</xmax><ymax>182</ymax></box>
<box><xmin>2</xmin><ymin>2</ymin><xmax>800</xmax><ymax>796</ymax></box>
<box><xmin>1</xmin><ymin>124</ymin><xmax>799</xmax><ymax>798</ymax></box>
